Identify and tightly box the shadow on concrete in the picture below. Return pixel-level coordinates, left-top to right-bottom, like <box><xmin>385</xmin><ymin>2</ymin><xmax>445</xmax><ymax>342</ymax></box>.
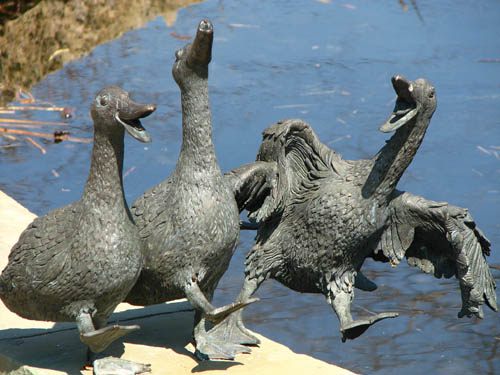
<box><xmin>0</xmin><ymin>302</ymin><xmax>245</xmax><ymax>374</ymax></box>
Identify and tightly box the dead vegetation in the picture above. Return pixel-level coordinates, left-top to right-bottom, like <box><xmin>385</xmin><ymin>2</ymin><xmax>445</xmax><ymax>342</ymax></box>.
<box><xmin>0</xmin><ymin>0</ymin><xmax>201</xmax><ymax>105</ymax></box>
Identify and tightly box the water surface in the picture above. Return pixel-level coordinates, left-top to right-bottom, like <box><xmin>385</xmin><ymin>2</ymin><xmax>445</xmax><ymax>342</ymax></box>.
<box><xmin>1</xmin><ymin>1</ymin><xmax>499</xmax><ymax>374</ymax></box>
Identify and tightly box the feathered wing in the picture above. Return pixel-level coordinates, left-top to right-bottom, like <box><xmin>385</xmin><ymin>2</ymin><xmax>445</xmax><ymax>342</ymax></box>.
<box><xmin>0</xmin><ymin>204</ymin><xmax>76</xmax><ymax>308</ymax></box>
<box><xmin>127</xmin><ymin>178</ymin><xmax>184</xmax><ymax>305</ymax></box>
<box><xmin>228</xmin><ymin>119</ymin><xmax>351</xmax><ymax>288</ymax></box>
<box><xmin>224</xmin><ymin>161</ymin><xmax>278</xmax><ymax>215</ymax></box>
<box><xmin>130</xmin><ymin>177</ymin><xmax>175</xmax><ymax>239</ymax></box>
<box><xmin>373</xmin><ymin>191</ymin><xmax>497</xmax><ymax>318</ymax></box>
<box><xmin>225</xmin><ymin>118</ymin><xmax>346</xmax><ymax>225</ymax></box>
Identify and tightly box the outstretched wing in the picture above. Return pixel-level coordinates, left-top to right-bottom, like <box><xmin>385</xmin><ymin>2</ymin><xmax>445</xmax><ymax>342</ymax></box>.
<box><xmin>372</xmin><ymin>190</ymin><xmax>497</xmax><ymax>318</ymax></box>
<box><xmin>226</xmin><ymin>118</ymin><xmax>347</xmax><ymax>225</ymax></box>
<box><xmin>258</xmin><ymin>118</ymin><xmax>345</xmax><ymax>176</ymax></box>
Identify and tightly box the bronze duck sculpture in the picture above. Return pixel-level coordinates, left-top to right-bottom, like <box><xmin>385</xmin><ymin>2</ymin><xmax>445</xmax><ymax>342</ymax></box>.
<box><xmin>212</xmin><ymin>75</ymin><xmax>497</xmax><ymax>344</ymax></box>
<box><xmin>0</xmin><ymin>86</ymin><xmax>155</xmax><ymax>370</ymax></box>
<box><xmin>124</xmin><ymin>20</ymin><xmax>256</xmax><ymax>360</ymax></box>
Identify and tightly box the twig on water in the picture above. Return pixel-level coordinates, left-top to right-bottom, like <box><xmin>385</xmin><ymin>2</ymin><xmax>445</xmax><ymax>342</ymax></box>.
<box><xmin>123</xmin><ymin>166</ymin><xmax>136</xmax><ymax>178</ymax></box>
<box><xmin>170</xmin><ymin>32</ymin><xmax>191</xmax><ymax>40</ymax></box>
<box><xmin>398</xmin><ymin>0</ymin><xmax>424</xmax><ymax>23</ymax></box>
<box><xmin>0</xmin><ymin>105</ymin><xmax>68</xmax><ymax>112</ymax></box>
<box><xmin>0</xmin><ymin>143</ymin><xmax>21</xmax><ymax>149</ymax></box>
<box><xmin>0</xmin><ymin>127</ymin><xmax>91</xmax><ymax>143</ymax></box>
<box><xmin>26</xmin><ymin>137</ymin><xmax>47</xmax><ymax>154</ymax></box>
<box><xmin>1</xmin><ymin>133</ymin><xmax>17</xmax><ymax>141</ymax></box>
<box><xmin>0</xmin><ymin>118</ymin><xmax>67</xmax><ymax>126</ymax></box>
<box><xmin>477</xmin><ymin>145</ymin><xmax>492</xmax><ymax>155</ymax></box>
<box><xmin>0</xmin><ymin>123</ymin><xmax>61</xmax><ymax>129</ymax></box>
<box><xmin>410</xmin><ymin>0</ymin><xmax>424</xmax><ymax>23</ymax></box>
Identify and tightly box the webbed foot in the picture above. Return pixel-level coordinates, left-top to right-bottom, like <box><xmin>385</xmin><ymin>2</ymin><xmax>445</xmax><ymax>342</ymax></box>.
<box><xmin>340</xmin><ymin>312</ymin><xmax>398</xmax><ymax>342</ymax></box>
<box><xmin>208</xmin><ymin>313</ymin><xmax>260</xmax><ymax>346</ymax></box>
<box><xmin>195</xmin><ymin>331</ymin><xmax>252</xmax><ymax>361</ymax></box>
<box><xmin>81</xmin><ymin>324</ymin><xmax>140</xmax><ymax>353</ymax></box>
<box><xmin>93</xmin><ymin>356</ymin><xmax>151</xmax><ymax>375</ymax></box>
<box><xmin>205</xmin><ymin>297</ymin><xmax>259</xmax><ymax>325</ymax></box>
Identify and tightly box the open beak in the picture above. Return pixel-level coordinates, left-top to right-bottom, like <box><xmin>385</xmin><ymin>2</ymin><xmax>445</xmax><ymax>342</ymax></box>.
<box><xmin>379</xmin><ymin>75</ymin><xmax>419</xmax><ymax>133</ymax></box>
<box><xmin>186</xmin><ymin>19</ymin><xmax>214</xmax><ymax>69</ymax></box>
<box><xmin>115</xmin><ymin>101</ymin><xmax>155</xmax><ymax>143</ymax></box>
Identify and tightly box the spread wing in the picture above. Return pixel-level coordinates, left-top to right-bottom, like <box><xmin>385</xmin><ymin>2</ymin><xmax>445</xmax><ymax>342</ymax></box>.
<box><xmin>225</xmin><ymin>118</ymin><xmax>346</xmax><ymax>225</ymax></box>
<box><xmin>372</xmin><ymin>191</ymin><xmax>497</xmax><ymax>318</ymax></box>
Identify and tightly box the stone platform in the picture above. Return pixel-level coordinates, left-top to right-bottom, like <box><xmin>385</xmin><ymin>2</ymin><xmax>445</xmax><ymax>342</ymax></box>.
<box><xmin>0</xmin><ymin>190</ymin><xmax>356</xmax><ymax>375</ymax></box>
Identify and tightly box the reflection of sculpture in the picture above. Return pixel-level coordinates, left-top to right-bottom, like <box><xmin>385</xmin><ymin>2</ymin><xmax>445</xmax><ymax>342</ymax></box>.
<box><xmin>125</xmin><ymin>20</ymin><xmax>256</xmax><ymax>360</ymax></box>
<box><xmin>0</xmin><ymin>86</ymin><xmax>155</xmax><ymax>370</ymax></box>
<box><xmin>213</xmin><ymin>75</ymin><xmax>498</xmax><ymax>345</ymax></box>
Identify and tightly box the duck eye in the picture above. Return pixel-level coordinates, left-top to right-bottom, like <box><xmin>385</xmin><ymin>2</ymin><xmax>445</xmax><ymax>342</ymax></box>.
<box><xmin>99</xmin><ymin>95</ymin><xmax>109</xmax><ymax>106</ymax></box>
<box><xmin>428</xmin><ymin>89</ymin><xmax>435</xmax><ymax>98</ymax></box>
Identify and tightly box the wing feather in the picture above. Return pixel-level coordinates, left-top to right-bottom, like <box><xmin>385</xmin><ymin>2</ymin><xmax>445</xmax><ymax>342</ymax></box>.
<box><xmin>1</xmin><ymin>204</ymin><xmax>76</xmax><ymax>300</ymax></box>
<box><xmin>131</xmin><ymin>178</ymin><xmax>174</xmax><ymax>238</ymax></box>
<box><xmin>224</xmin><ymin>161</ymin><xmax>277</xmax><ymax>215</ymax></box>
<box><xmin>375</xmin><ymin>191</ymin><xmax>497</xmax><ymax>318</ymax></box>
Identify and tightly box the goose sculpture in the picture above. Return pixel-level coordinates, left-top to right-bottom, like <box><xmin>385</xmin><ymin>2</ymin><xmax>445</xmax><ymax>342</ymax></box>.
<box><xmin>0</xmin><ymin>86</ymin><xmax>155</xmax><ymax>372</ymax></box>
<box><xmin>211</xmin><ymin>75</ymin><xmax>497</xmax><ymax>345</ymax></box>
<box><xmin>124</xmin><ymin>20</ymin><xmax>256</xmax><ymax>360</ymax></box>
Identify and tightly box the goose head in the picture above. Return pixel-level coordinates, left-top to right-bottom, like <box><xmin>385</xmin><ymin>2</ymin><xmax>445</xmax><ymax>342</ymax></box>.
<box><xmin>172</xmin><ymin>19</ymin><xmax>213</xmax><ymax>89</ymax></box>
<box><xmin>90</xmin><ymin>86</ymin><xmax>154</xmax><ymax>143</ymax></box>
<box><xmin>380</xmin><ymin>75</ymin><xmax>437</xmax><ymax>133</ymax></box>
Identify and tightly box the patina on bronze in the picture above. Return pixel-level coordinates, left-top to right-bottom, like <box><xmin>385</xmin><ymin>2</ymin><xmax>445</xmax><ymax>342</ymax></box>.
<box><xmin>215</xmin><ymin>75</ymin><xmax>498</xmax><ymax>345</ymax></box>
<box><xmin>0</xmin><ymin>86</ymin><xmax>155</xmax><ymax>373</ymax></box>
<box><xmin>125</xmin><ymin>20</ymin><xmax>257</xmax><ymax>360</ymax></box>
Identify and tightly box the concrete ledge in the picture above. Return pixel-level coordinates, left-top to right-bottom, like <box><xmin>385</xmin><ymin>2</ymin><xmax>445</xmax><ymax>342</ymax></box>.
<box><xmin>0</xmin><ymin>191</ymin><xmax>356</xmax><ymax>375</ymax></box>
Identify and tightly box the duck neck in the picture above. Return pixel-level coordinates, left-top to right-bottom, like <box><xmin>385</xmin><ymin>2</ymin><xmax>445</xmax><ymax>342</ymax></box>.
<box><xmin>176</xmin><ymin>79</ymin><xmax>218</xmax><ymax>172</ymax></box>
<box><xmin>82</xmin><ymin>129</ymin><xmax>128</xmax><ymax>211</ymax></box>
<box><xmin>363</xmin><ymin>113</ymin><xmax>430</xmax><ymax>200</ymax></box>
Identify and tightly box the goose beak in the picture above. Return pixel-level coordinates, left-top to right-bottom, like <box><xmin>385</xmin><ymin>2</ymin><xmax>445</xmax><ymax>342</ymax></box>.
<box><xmin>186</xmin><ymin>19</ymin><xmax>214</xmax><ymax>68</ymax></box>
<box><xmin>116</xmin><ymin>102</ymin><xmax>155</xmax><ymax>143</ymax></box>
<box><xmin>379</xmin><ymin>75</ymin><xmax>418</xmax><ymax>133</ymax></box>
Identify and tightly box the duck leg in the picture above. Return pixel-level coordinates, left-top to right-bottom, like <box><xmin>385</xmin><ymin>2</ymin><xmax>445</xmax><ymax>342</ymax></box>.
<box><xmin>207</xmin><ymin>276</ymin><xmax>262</xmax><ymax>347</ymax></box>
<box><xmin>76</xmin><ymin>309</ymin><xmax>150</xmax><ymax>374</ymax></box>
<box><xmin>328</xmin><ymin>287</ymin><xmax>398</xmax><ymax>342</ymax></box>
<box><xmin>77</xmin><ymin>309</ymin><xmax>140</xmax><ymax>353</ymax></box>
<box><xmin>184</xmin><ymin>279</ymin><xmax>258</xmax><ymax>360</ymax></box>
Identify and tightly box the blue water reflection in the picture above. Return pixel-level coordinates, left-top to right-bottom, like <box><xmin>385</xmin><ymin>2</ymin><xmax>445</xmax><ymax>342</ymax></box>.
<box><xmin>1</xmin><ymin>1</ymin><xmax>499</xmax><ymax>374</ymax></box>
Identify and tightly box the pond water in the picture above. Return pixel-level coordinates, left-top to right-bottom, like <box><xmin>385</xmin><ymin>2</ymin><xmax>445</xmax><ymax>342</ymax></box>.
<box><xmin>1</xmin><ymin>0</ymin><xmax>499</xmax><ymax>374</ymax></box>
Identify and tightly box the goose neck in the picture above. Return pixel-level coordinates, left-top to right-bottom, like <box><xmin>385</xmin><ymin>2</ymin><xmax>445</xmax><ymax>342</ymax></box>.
<box><xmin>82</xmin><ymin>129</ymin><xmax>128</xmax><ymax>210</ymax></box>
<box><xmin>178</xmin><ymin>80</ymin><xmax>217</xmax><ymax>166</ymax></box>
<box><xmin>363</xmin><ymin>115</ymin><xmax>430</xmax><ymax>200</ymax></box>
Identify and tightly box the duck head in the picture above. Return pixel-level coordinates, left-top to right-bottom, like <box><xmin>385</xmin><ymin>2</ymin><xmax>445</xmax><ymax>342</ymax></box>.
<box><xmin>379</xmin><ymin>75</ymin><xmax>437</xmax><ymax>133</ymax></box>
<box><xmin>172</xmin><ymin>19</ymin><xmax>213</xmax><ymax>89</ymax></box>
<box><xmin>91</xmin><ymin>86</ymin><xmax>155</xmax><ymax>143</ymax></box>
